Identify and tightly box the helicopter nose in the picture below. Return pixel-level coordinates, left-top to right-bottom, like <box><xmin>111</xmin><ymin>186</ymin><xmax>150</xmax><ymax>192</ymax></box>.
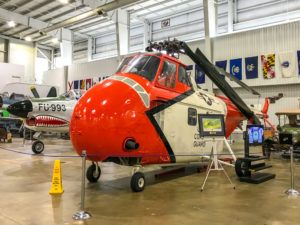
<box><xmin>7</xmin><ymin>100</ymin><xmax>33</xmax><ymax>118</ymax></box>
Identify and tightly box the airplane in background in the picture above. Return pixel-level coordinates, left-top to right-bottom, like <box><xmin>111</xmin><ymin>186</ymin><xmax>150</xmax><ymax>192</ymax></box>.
<box><xmin>7</xmin><ymin>90</ymin><xmax>83</xmax><ymax>153</ymax></box>
<box><xmin>69</xmin><ymin>40</ymin><xmax>274</xmax><ymax>192</ymax></box>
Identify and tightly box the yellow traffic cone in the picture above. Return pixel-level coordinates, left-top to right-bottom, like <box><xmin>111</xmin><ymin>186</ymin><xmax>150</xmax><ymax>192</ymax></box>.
<box><xmin>49</xmin><ymin>160</ymin><xmax>64</xmax><ymax>195</ymax></box>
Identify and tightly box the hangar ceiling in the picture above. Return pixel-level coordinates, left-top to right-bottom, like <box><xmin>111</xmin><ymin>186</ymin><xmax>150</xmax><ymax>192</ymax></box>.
<box><xmin>0</xmin><ymin>0</ymin><xmax>300</xmax><ymax>62</ymax></box>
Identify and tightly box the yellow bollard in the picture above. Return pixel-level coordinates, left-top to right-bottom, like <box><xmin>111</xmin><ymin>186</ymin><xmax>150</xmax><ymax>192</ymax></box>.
<box><xmin>49</xmin><ymin>160</ymin><xmax>64</xmax><ymax>195</ymax></box>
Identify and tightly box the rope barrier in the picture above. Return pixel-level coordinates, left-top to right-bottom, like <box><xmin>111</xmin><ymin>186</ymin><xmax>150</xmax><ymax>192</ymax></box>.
<box><xmin>0</xmin><ymin>145</ymin><xmax>250</xmax><ymax>159</ymax></box>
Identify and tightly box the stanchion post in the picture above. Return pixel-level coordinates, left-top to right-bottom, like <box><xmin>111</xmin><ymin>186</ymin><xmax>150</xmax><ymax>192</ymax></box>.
<box><xmin>285</xmin><ymin>146</ymin><xmax>300</xmax><ymax>196</ymax></box>
<box><xmin>73</xmin><ymin>150</ymin><xmax>92</xmax><ymax>220</ymax></box>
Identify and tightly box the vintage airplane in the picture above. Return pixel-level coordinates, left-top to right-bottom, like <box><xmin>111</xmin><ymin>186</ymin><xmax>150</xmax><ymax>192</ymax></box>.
<box><xmin>7</xmin><ymin>90</ymin><xmax>82</xmax><ymax>153</ymax></box>
<box><xmin>69</xmin><ymin>40</ymin><xmax>269</xmax><ymax>192</ymax></box>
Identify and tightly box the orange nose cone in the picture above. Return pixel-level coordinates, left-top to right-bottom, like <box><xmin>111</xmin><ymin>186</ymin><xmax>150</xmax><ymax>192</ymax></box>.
<box><xmin>70</xmin><ymin>77</ymin><xmax>150</xmax><ymax>161</ymax></box>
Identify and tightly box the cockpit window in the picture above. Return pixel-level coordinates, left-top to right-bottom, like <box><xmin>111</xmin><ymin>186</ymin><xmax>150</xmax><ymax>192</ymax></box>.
<box><xmin>117</xmin><ymin>55</ymin><xmax>160</xmax><ymax>81</ymax></box>
<box><xmin>61</xmin><ymin>90</ymin><xmax>83</xmax><ymax>100</ymax></box>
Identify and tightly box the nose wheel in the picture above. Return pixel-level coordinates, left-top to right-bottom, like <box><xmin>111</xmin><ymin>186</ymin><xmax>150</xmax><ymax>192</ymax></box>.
<box><xmin>130</xmin><ymin>172</ymin><xmax>145</xmax><ymax>192</ymax></box>
<box><xmin>32</xmin><ymin>140</ymin><xmax>44</xmax><ymax>154</ymax></box>
<box><xmin>86</xmin><ymin>163</ymin><xmax>101</xmax><ymax>183</ymax></box>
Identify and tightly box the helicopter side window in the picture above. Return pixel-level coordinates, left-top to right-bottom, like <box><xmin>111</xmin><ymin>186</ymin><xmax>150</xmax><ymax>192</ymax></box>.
<box><xmin>188</xmin><ymin>108</ymin><xmax>197</xmax><ymax>126</ymax></box>
<box><xmin>178</xmin><ymin>65</ymin><xmax>192</xmax><ymax>87</ymax></box>
<box><xmin>157</xmin><ymin>61</ymin><xmax>176</xmax><ymax>88</ymax></box>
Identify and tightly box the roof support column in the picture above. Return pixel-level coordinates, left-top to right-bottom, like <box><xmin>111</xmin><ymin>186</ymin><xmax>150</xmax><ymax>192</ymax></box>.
<box><xmin>116</xmin><ymin>9</ymin><xmax>129</xmax><ymax>56</ymax></box>
<box><xmin>143</xmin><ymin>19</ymin><xmax>151</xmax><ymax>51</ymax></box>
<box><xmin>228</xmin><ymin>0</ymin><xmax>234</xmax><ymax>33</ymax></box>
<box><xmin>59</xmin><ymin>28</ymin><xmax>73</xmax><ymax>66</ymax></box>
<box><xmin>203</xmin><ymin>0</ymin><xmax>217</xmax><ymax>93</ymax></box>
<box><xmin>87</xmin><ymin>37</ymin><xmax>93</xmax><ymax>62</ymax></box>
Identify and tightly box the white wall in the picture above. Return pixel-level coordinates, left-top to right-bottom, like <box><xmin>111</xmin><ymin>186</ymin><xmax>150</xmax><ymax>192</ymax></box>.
<box><xmin>0</xmin><ymin>62</ymin><xmax>24</xmax><ymax>91</ymax></box>
<box><xmin>43</xmin><ymin>67</ymin><xmax>66</xmax><ymax>94</ymax></box>
<box><xmin>68</xmin><ymin>56</ymin><xmax>120</xmax><ymax>81</ymax></box>
<box><xmin>9</xmin><ymin>40</ymin><xmax>35</xmax><ymax>82</ymax></box>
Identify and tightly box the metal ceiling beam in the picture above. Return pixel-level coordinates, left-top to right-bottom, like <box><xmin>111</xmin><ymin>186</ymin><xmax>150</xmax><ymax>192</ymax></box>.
<box><xmin>9</xmin><ymin>4</ymin><xmax>88</xmax><ymax>37</ymax></box>
<box><xmin>38</xmin><ymin>0</ymin><xmax>142</xmax><ymax>34</ymax></box>
<box><xmin>0</xmin><ymin>7</ymin><xmax>88</xmax><ymax>40</ymax></box>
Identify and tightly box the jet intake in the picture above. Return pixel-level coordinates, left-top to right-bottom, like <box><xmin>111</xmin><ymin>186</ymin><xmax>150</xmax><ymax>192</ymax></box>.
<box><xmin>7</xmin><ymin>100</ymin><xmax>33</xmax><ymax>118</ymax></box>
<box><xmin>124</xmin><ymin>139</ymin><xmax>139</xmax><ymax>150</ymax></box>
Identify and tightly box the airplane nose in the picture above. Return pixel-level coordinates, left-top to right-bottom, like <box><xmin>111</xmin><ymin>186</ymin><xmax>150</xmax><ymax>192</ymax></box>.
<box><xmin>7</xmin><ymin>100</ymin><xmax>33</xmax><ymax>118</ymax></box>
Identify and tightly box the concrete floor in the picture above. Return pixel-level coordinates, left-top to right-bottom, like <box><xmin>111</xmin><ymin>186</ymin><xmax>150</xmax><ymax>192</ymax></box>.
<box><xmin>0</xmin><ymin>138</ymin><xmax>300</xmax><ymax>225</ymax></box>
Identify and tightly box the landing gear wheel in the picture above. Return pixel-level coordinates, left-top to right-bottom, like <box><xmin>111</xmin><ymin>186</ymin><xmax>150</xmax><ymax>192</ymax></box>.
<box><xmin>130</xmin><ymin>172</ymin><xmax>145</xmax><ymax>192</ymax></box>
<box><xmin>32</xmin><ymin>140</ymin><xmax>44</xmax><ymax>154</ymax></box>
<box><xmin>235</xmin><ymin>159</ymin><xmax>250</xmax><ymax>177</ymax></box>
<box><xmin>86</xmin><ymin>164</ymin><xmax>101</xmax><ymax>183</ymax></box>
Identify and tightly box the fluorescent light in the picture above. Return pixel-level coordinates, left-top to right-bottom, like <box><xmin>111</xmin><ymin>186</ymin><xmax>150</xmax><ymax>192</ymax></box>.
<box><xmin>24</xmin><ymin>36</ymin><xmax>32</xmax><ymax>42</ymax></box>
<box><xmin>52</xmin><ymin>38</ymin><xmax>59</xmax><ymax>44</ymax></box>
<box><xmin>7</xmin><ymin>21</ymin><xmax>16</xmax><ymax>27</ymax></box>
<box><xmin>59</xmin><ymin>0</ymin><xmax>68</xmax><ymax>4</ymax></box>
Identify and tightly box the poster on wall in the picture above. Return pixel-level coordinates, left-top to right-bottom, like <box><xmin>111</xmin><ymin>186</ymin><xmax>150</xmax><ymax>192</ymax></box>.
<box><xmin>74</xmin><ymin>80</ymin><xmax>79</xmax><ymax>90</ymax></box>
<box><xmin>86</xmin><ymin>79</ymin><xmax>92</xmax><ymax>90</ymax></box>
<box><xmin>279</xmin><ymin>52</ymin><xmax>295</xmax><ymax>78</ymax></box>
<box><xmin>195</xmin><ymin>65</ymin><xmax>205</xmax><ymax>84</ymax></box>
<box><xmin>229</xmin><ymin>58</ymin><xmax>242</xmax><ymax>80</ymax></box>
<box><xmin>261</xmin><ymin>54</ymin><xmax>275</xmax><ymax>79</ymax></box>
<box><xmin>245</xmin><ymin>56</ymin><xmax>258</xmax><ymax>79</ymax></box>
<box><xmin>297</xmin><ymin>50</ymin><xmax>300</xmax><ymax>76</ymax></box>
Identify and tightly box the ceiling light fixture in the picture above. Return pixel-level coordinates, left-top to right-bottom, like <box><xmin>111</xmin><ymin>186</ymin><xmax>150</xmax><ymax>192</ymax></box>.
<box><xmin>59</xmin><ymin>0</ymin><xmax>68</xmax><ymax>4</ymax></box>
<box><xmin>24</xmin><ymin>36</ymin><xmax>32</xmax><ymax>42</ymax></box>
<box><xmin>52</xmin><ymin>38</ymin><xmax>59</xmax><ymax>44</ymax></box>
<box><xmin>7</xmin><ymin>21</ymin><xmax>16</xmax><ymax>27</ymax></box>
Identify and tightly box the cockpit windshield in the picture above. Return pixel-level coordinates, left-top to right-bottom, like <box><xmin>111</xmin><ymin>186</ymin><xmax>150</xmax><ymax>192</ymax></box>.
<box><xmin>60</xmin><ymin>90</ymin><xmax>83</xmax><ymax>100</ymax></box>
<box><xmin>117</xmin><ymin>55</ymin><xmax>161</xmax><ymax>81</ymax></box>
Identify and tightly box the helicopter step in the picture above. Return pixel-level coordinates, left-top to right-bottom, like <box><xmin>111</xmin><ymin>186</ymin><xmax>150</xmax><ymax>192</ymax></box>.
<box><xmin>235</xmin><ymin>156</ymin><xmax>275</xmax><ymax>184</ymax></box>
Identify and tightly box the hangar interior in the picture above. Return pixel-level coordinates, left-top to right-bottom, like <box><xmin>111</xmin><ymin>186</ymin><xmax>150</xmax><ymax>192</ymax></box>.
<box><xmin>0</xmin><ymin>0</ymin><xmax>300</xmax><ymax>224</ymax></box>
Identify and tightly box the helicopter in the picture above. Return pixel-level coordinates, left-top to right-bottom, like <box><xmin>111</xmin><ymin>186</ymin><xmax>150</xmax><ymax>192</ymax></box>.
<box><xmin>69</xmin><ymin>40</ymin><xmax>269</xmax><ymax>192</ymax></box>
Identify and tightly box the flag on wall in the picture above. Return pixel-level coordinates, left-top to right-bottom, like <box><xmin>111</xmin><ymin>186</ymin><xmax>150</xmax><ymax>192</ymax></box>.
<box><xmin>215</xmin><ymin>60</ymin><xmax>227</xmax><ymax>71</ymax></box>
<box><xmin>245</xmin><ymin>56</ymin><xmax>258</xmax><ymax>79</ymax></box>
<box><xmin>74</xmin><ymin>80</ymin><xmax>79</xmax><ymax>90</ymax></box>
<box><xmin>80</xmin><ymin>80</ymin><xmax>86</xmax><ymax>89</ymax></box>
<box><xmin>86</xmin><ymin>78</ymin><xmax>92</xmax><ymax>90</ymax></box>
<box><xmin>230</xmin><ymin>58</ymin><xmax>242</xmax><ymax>80</ymax></box>
<box><xmin>297</xmin><ymin>50</ymin><xmax>300</xmax><ymax>75</ymax></box>
<box><xmin>261</xmin><ymin>54</ymin><xmax>275</xmax><ymax>79</ymax></box>
<box><xmin>195</xmin><ymin>65</ymin><xmax>205</xmax><ymax>84</ymax></box>
<box><xmin>279</xmin><ymin>52</ymin><xmax>295</xmax><ymax>78</ymax></box>
<box><xmin>93</xmin><ymin>77</ymin><xmax>99</xmax><ymax>86</ymax></box>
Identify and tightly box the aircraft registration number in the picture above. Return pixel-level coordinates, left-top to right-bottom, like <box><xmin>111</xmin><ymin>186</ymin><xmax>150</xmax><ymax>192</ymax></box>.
<box><xmin>38</xmin><ymin>103</ymin><xmax>66</xmax><ymax>112</ymax></box>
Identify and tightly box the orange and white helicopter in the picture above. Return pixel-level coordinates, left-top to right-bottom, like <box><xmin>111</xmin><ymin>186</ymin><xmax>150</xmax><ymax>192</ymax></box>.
<box><xmin>70</xmin><ymin>40</ymin><xmax>269</xmax><ymax>192</ymax></box>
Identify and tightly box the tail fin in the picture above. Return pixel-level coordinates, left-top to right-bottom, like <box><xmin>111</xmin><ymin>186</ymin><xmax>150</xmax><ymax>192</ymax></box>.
<box><xmin>47</xmin><ymin>87</ymin><xmax>57</xmax><ymax>97</ymax></box>
<box><xmin>30</xmin><ymin>86</ymin><xmax>40</xmax><ymax>98</ymax></box>
<box><xmin>261</xmin><ymin>98</ymin><xmax>270</xmax><ymax>115</ymax></box>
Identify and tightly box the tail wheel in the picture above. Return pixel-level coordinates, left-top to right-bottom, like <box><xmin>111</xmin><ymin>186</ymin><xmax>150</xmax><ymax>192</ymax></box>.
<box><xmin>32</xmin><ymin>140</ymin><xmax>44</xmax><ymax>154</ymax></box>
<box><xmin>130</xmin><ymin>172</ymin><xmax>145</xmax><ymax>192</ymax></box>
<box><xmin>86</xmin><ymin>164</ymin><xmax>101</xmax><ymax>183</ymax></box>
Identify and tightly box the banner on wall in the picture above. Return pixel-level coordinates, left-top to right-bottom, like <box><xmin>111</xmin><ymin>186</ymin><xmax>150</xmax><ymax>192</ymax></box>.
<box><xmin>74</xmin><ymin>80</ymin><xmax>79</xmax><ymax>90</ymax></box>
<box><xmin>297</xmin><ymin>50</ymin><xmax>300</xmax><ymax>76</ymax></box>
<box><xmin>229</xmin><ymin>58</ymin><xmax>242</xmax><ymax>80</ymax></box>
<box><xmin>80</xmin><ymin>80</ymin><xmax>86</xmax><ymax>90</ymax></box>
<box><xmin>195</xmin><ymin>65</ymin><xmax>205</xmax><ymax>84</ymax></box>
<box><xmin>86</xmin><ymin>78</ymin><xmax>92</xmax><ymax>90</ymax></box>
<box><xmin>279</xmin><ymin>52</ymin><xmax>295</xmax><ymax>78</ymax></box>
<box><xmin>261</xmin><ymin>54</ymin><xmax>275</xmax><ymax>79</ymax></box>
<box><xmin>215</xmin><ymin>60</ymin><xmax>227</xmax><ymax>71</ymax></box>
<box><xmin>245</xmin><ymin>56</ymin><xmax>258</xmax><ymax>79</ymax></box>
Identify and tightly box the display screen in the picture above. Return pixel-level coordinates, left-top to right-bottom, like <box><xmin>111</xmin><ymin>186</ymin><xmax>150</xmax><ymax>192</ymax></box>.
<box><xmin>247</xmin><ymin>125</ymin><xmax>264</xmax><ymax>146</ymax></box>
<box><xmin>198</xmin><ymin>114</ymin><xmax>225</xmax><ymax>137</ymax></box>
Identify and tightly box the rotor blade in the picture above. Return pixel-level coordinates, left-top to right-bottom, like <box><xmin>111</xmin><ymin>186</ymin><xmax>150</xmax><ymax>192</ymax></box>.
<box><xmin>186</xmin><ymin>46</ymin><xmax>260</xmax><ymax>124</ymax></box>
<box><xmin>215</xmin><ymin>66</ymin><xmax>261</xmax><ymax>96</ymax></box>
